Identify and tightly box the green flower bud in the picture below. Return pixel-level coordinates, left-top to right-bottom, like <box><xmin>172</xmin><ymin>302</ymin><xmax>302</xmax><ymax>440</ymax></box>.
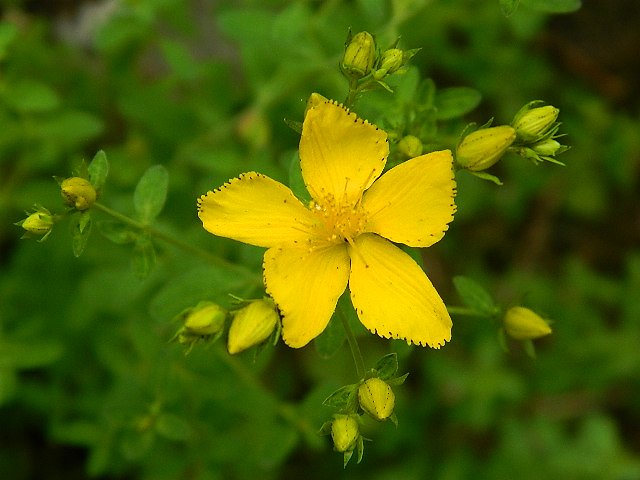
<box><xmin>456</xmin><ymin>125</ymin><xmax>516</xmax><ymax>171</ymax></box>
<box><xmin>227</xmin><ymin>299</ymin><xmax>278</xmax><ymax>355</ymax></box>
<box><xmin>61</xmin><ymin>177</ymin><xmax>97</xmax><ymax>210</ymax></box>
<box><xmin>331</xmin><ymin>414</ymin><xmax>359</xmax><ymax>453</ymax></box>
<box><xmin>379</xmin><ymin>48</ymin><xmax>404</xmax><ymax>74</ymax></box>
<box><xmin>184</xmin><ymin>302</ymin><xmax>226</xmax><ymax>336</ymax></box>
<box><xmin>358</xmin><ymin>377</ymin><xmax>395</xmax><ymax>421</ymax></box>
<box><xmin>397</xmin><ymin>135</ymin><xmax>423</xmax><ymax>158</ymax></box>
<box><xmin>341</xmin><ymin>31</ymin><xmax>376</xmax><ymax>78</ymax></box>
<box><xmin>530</xmin><ymin>138</ymin><xmax>563</xmax><ymax>157</ymax></box>
<box><xmin>21</xmin><ymin>211</ymin><xmax>54</xmax><ymax>236</ymax></box>
<box><xmin>504</xmin><ymin>306</ymin><xmax>552</xmax><ymax>340</ymax></box>
<box><xmin>512</xmin><ymin>104</ymin><xmax>559</xmax><ymax>143</ymax></box>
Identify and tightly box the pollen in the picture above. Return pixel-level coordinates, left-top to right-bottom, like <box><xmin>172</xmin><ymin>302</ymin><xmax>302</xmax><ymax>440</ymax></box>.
<box><xmin>308</xmin><ymin>194</ymin><xmax>367</xmax><ymax>246</ymax></box>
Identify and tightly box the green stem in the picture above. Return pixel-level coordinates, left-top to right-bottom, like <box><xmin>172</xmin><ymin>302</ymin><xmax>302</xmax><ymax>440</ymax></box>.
<box><xmin>344</xmin><ymin>77</ymin><xmax>360</xmax><ymax>109</ymax></box>
<box><xmin>337</xmin><ymin>304</ymin><xmax>366</xmax><ymax>379</ymax></box>
<box><xmin>446</xmin><ymin>305</ymin><xmax>479</xmax><ymax>316</ymax></box>
<box><xmin>92</xmin><ymin>202</ymin><xmax>243</xmax><ymax>272</ymax></box>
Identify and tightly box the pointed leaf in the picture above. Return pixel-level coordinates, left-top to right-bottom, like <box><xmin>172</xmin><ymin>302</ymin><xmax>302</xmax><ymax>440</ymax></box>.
<box><xmin>434</xmin><ymin>87</ymin><xmax>481</xmax><ymax>120</ymax></box>
<box><xmin>133</xmin><ymin>235</ymin><xmax>156</xmax><ymax>279</ymax></box>
<box><xmin>323</xmin><ymin>385</ymin><xmax>357</xmax><ymax>410</ymax></box>
<box><xmin>72</xmin><ymin>211</ymin><xmax>92</xmax><ymax>257</ymax></box>
<box><xmin>88</xmin><ymin>150</ymin><xmax>109</xmax><ymax>193</ymax></box>
<box><xmin>453</xmin><ymin>276</ymin><xmax>498</xmax><ymax>316</ymax></box>
<box><xmin>134</xmin><ymin>165</ymin><xmax>169</xmax><ymax>223</ymax></box>
<box><xmin>373</xmin><ymin>353</ymin><xmax>398</xmax><ymax>380</ymax></box>
<box><xmin>98</xmin><ymin>220</ymin><xmax>138</xmax><ymax>245</ymax></box>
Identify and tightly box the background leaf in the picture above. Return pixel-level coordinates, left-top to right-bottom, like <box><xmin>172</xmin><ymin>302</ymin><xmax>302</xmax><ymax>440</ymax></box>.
<box><xmin>133</xmin><ymin>165</ymin><xmax>169</xmax><ymax>224</ymax></box>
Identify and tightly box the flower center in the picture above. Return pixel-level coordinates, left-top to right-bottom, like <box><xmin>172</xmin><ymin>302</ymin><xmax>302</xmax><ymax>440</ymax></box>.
<box><xmin>309</xmin><ymin>195</ymin><xmax>367</xmax><ymax>246</ymax></box>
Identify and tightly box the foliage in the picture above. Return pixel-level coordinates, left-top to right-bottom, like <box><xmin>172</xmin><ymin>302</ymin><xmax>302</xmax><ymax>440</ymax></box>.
<box><xmin>2</xmin><ymin>0</ymin><xmax>640</xmax><ymax>479</ymax></box>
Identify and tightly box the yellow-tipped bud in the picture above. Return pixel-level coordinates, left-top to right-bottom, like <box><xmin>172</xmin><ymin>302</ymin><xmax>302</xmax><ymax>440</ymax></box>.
<box><xmin>530</xmin><ymin>138</ymin><xmax>563</xmax><ymax>156</ymax></box>
<box><xmin>504</xmin><ymin>306</ymin><xmax>552</xmax><ymax>340</ymax></box>
<box><xmin>331</xmin><ymin>414</ymin><xmax>360</xmax><ymax>453</ymax></box>
<box><xmin>512</xmin><ymin>105</ymin><xmax>559</xmax><ymax>143</ymax></box>
<box><xmin>61</xmin><ymin>177</ymin><xmax>97</xmax><ymax>210</ymax></box>
<box><xmin>227</xmin><ymin>299</ymin><xmax>278</xmax><ymax>355</ymax></box>
<box><xmin>341</xmin><ymin>31</ymin><xmax>376</xmax><ymax>78</ymax></box>
<box><xmin>358</xmin><ymin>377</ymin><xmax>395</xmax><ymax>421</ymax></box>
<box><xmin>184</xmin><ymin>302</ymin><xmax>226</xmax><ymax>336</ymax></box>
<box><xmin>397</xmin><ymin>135</ymin><xmax>423</xmax><ymax>158</ymax></box>
<box><xmin>456</xmin><ymin>125</ymin><xmax>516</xmax><ymax>171</ymax></box>
<box><xmin>21</xmin><ymin>211</ymin><xmax>54</xmax><ymax>236</ymax></box>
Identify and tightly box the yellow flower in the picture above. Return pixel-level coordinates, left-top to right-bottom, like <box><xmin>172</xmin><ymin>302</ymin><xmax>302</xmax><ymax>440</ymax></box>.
<box><xmin>198</xmin><ymin>94</ymin><xmax>456</xmax><ymax>348</ymax></box>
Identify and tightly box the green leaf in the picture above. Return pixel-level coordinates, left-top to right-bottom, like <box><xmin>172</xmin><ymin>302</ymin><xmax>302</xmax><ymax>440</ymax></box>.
<box><xmin>134</xmin><ymin>165</ymin><xmax>169</xmax><ymax>223</ymax></box>
<box><xmin>155</xmin><ymin>413</ymin><xmax>192</xmax><ymax>441</ymax></box>
<box><xmin>4</xmin><ymin>79</ymin><xmax>61</xmax><ymax>113</ymax></box>
<box><xmin>322</xmin><ymin>384</ymin><xmax>358</xmax><ymax>410</ymax></box>
<box><xmin>314</xmin><ymin>316</ymin><xmax>345</xmax><ymax>359</ymax></box>
<box><xmin>133</xmin><ymin>235</ymin><xmax>156</xmax><ymax>279</ymax></box>
<box><xmin>72</xmin><ymin>211</ymin><xmax>92</xmax><ymax>258</ymax></box>
<box><xmin>97</xmin><ymin>220</ymin><xmax>138</xmax><ymax>245</ymax></box>
<box><xmin>500</xmin><ymin>0</ymin><xmax>520</xmax><ymax>16</ymax></box>
<box><xmin>88</xmin><ymin>150</ymin><xmax>109</xmax><ymax>193</ymax></box>
<box><xmin>0</xmin><ymin>22</ymin><xmax>17</xmax><ymax>61</ymax></box>
<box><xmin>374</xmin><ymin>353</ymin><xmax>398</xmax><ymax>380</ymax></box>
<box><xmin>434</xmin><ymin>87</ymin><xmax>482</xmax><ymax>120</ymax></box>
<box><xmin>521</xmin><ymin>0</ymin><xmax>581</xmax><ymax>13</ymax></box>
<box><xmin>386</xmin><ymin>372</ymin><xmax>409</xmax><ymax>387</ymax></box>
<box><xmin>452</xmin><ymin>276</ymin><xmax>499</xmax><ymax>316</ymax></box>
<box><xmin>0</xmin><ymin>340</ymin><xmax>63</xmax><ymax>369</ymax></box>
<box><xmin>468</xmin><ymin>170</ymin><xmax>504</xmax><ymax>186</ymax></box>
<box><xmin>287</xmin><ymin>150</ymin><xmax>309</xmax><ymax>202</ymax></box>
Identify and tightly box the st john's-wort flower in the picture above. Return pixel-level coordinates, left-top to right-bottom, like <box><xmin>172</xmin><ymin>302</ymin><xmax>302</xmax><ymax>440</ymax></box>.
<box><xmin>198</xmin><ymin>94</ymin><xmax>457</xmax><ymax>349</ymax></box>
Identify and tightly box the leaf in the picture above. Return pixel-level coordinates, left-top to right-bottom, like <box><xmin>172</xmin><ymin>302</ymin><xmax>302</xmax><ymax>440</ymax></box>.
<box><xmin>521</xmin><ymin>0</ymin><xmax>581</xmax><ymax>13</ymax></box>
<box><xmin>373</xmin><ymin>353</ymin><xmax>398</xmax><ymax>380</ymax></box>
<box><xmin>98</xmin><ymin>220</ymin><xmax>138</xmax><ymax>245</ymax></box>
<box><xmin>314</xmin><ymin>316</ymin><xmax>345</xmax><ymax>359</ymax></box>
<box><xmin>0</xmin><ymin>340</ymin><xmax>63</xmax><ymax>369</ymax></box>
<box><xmin>434</xmin><ymin>87</ymin><xmax>482</xmax><ymax>120</ymax></box>
<box><xmin>155</xmin><ymin>413</ymin><xmax>192</xmax><ymax>441</ymax></box>
<box><xmin>322</xmin><ymin>384</ymin><xmax>357</xmax><ymax>410</ymax></box>
<box><xmin>287</xmin><ymin>150</ymin><xmax>309</xmax><ymax>202</ymax></box>
<box><xmin>453</xmin><ymin>276</ymin><xmax>498</xmax><ymax>316</ymax></box>
<box><xmin>72</xmin><ymin>211</ymin><xmax>92</xmax><ymax>258</ymax></box>
<box><xmin>4</xmin><ymin>79</ymin><xmax>61</xmax><ymax>113</ymax></box>
<box><xmin>88</xmin><ymin>150</ymin><xmax>109</xmax><ymax>193</ymax></box>
<box><xmin>133</xmin><ymin>235</ymin><xmax>156</xmax><ymax>279</ymax></box>
<box><xmin>500</xmin><ymin>0</ymin><xmax>520</xmax><ymax>16</ymax></box>
<box><xmin>134</xmin><ymin>165</ymin><xmax>169</xmax><ymax>223</ymax></box>
<box><xmin>468</xmin><ymin>170</ymin><xmax>504</xmax><ymax>186</ymax></box>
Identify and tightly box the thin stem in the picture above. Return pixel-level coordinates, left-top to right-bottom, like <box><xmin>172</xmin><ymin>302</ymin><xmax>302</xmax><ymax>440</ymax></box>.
<box><xmin>337</xmin><ymin>304</ymin><xmax>366</xmax><ymax>379</ymax></box>
<box><xmin>344</xmin><ymin>77</ymin><xmax>360</xmax><ymax>109</ymax></box>
<box><xmin>446</xmin><ymin>305</ymin><xmax>479</xmax><ymax>316</ymax></box>
<box><xmin>92</xmin><ymin>202</ymin><xmax>245</xmax><ymax>272</ymax></box>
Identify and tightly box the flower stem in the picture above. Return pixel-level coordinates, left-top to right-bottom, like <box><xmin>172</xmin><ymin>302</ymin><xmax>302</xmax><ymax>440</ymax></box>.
<box><xmin>344</xmin><ymin>78</ymin><xmax>360</xmax><ymax>109</ymax></box>
<box><xmin>446</xmin><ymin>305</ymin><xmax>479</xmax><ymax>316</ymax></box>
<box><xmin>337</xmin><ymin>303</ymin><xmax>366</xmax><ymax>379</ymax></box>
<box><xmin>92</xmin><ymin>202</ymin><xmax>243</xmax><ymax>271</ymax></box>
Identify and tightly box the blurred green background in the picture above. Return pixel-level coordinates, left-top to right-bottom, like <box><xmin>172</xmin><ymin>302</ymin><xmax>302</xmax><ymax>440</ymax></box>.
<box><xmin>1</xmin><ymin>0</ymin><xmax>639</xmax><ymax>478</ymax></box>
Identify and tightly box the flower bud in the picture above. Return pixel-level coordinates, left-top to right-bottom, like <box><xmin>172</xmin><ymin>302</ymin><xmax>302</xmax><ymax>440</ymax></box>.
<box><xmin>512</xmin><ymin>104</ymin><xmax>559</xmax><ymax>143</ymax></box>
<box><xmin>20</xmin><ymin>211</ymin><xmax>54</xmax><ymax>236</ymax></box>
<box><xmin>397</xmin><ymin>135</ymin><xmax>423</xmax><ymax>158</ymax></box>
<box><xmin>504</xmin><ymin>306</ymin><xmax>552</xmax><ymax>340</ymax></box>
<box><xmin>227</xmin><ymin>299</ymin><xmax>279</xmax><ymax>355</ymax></box>
<box><xmin>530</xmin><ymin>138</ymin><xmax>563</xmax><ymax>157</ymax></box>
<box><xmin>341</xmin><ymin>31</ymin><xmax>376</xmax><ymax>78</ymax></box>
<box><xmin>331</xmin><ymin>414</ymin><xmax>359</xmax><ymax>453</ymax></box>
<box><xmin>378</xmin><ymin>48</ymin><xmax>403</xmax><ymax>74</ymax></box>
<box><xmin>184</xmin><ymin>302</ymin><xmax>226</xmax><ymax>336</ymax></box>
<box><xmin>358</xmin><ymin>377</ymin><xmax>395</xmax><ymax>421</ymax></box>
<box><xmin>61</xmin><ymin>177</ymin><xmax>97</xmax><ymax>210</ymax></box>
<box><xmin>456</xmin><ymin>125</ymin><xmax>516</xmax><ymax>171</ymax></box>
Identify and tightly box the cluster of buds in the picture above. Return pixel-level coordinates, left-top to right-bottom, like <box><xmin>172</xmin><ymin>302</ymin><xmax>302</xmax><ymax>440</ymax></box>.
<box><xmin>171</xmin><ymin>298</ymin><xmax>280</xmax><ymax>355</ymax></box>
<box><xmin>320</xmin><ymin>353</ymin><xmax>406</xmax><ymax>466</ymax></box>
<box><xmin>510</xmin><ymin>101</ymin><xmax>569</xmax><ymax>164</ymax></box>
<box><xmin>15</xmin><ymin>205</ymin><xmax>57</xmax><ymax>241</ymax></box>
<box><xmin>340</xmin><ymin>30</ymin><xmax>419</xmax><ymax>85</ymax></box>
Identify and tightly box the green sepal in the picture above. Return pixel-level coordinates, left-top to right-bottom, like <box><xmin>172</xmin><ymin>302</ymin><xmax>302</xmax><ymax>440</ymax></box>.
<box><xmin>71</xmin><ymin>210</ymin><xmax>92</xmax><ymax>257</ymax></box>
<box><xmin>283</xmin><ymin>118</ymin><xmax>302</xmax><ymax>134</ymax></box>
<box><xmin>88</xmin><ymin>150</ymin><xmax>109</xmax><ymax>194</ymax></box>
<box><xmin>386</xmin><ymin>372</ymin><xmax>409</xmax><ymax>387</ymax></box>
<box><xmin>134</xmin><ymin>165</ymin><xmax>169</xmax><ymax>224</ymax></box>
<box><xmin>468</xmin><ymin>170</ymin><xmax>504</xmax><ymax>186</ymax></box>
<box><xmin>323</xmin><ymin>384</ymin><xmax>358</xmax><ymax>411</ymax></box>
<box><xmin>453</xmin><ymin>275</ymin><xmax>499</xmax><ymax>317</ymax></box>
<box><xmin>318</xmin><ymin>420</ymin><xmax>333</xmax><ymax>436</ymax></box>
<box><xmin>373</xmin><ymin>353</ymin><xmax>398</xmax><ymax>380</ymax></box>
<box><xmin>343</xmin><ymin>448</ymin><xmax>354</xmax><ymax>468</ymax></box>
<box><xmin>355</xmin><ymin>435</ymin><xmax>365</xmax><ymax>464</ymax></box>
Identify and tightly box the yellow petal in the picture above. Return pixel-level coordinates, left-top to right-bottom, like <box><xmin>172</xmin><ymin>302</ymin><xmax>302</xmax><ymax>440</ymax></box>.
<box><xmin>348</xmin><ymin>233</ymin><xmax>451</xmax><ymax>348</ymax></box>
<box><xmin>362</xmin><ymin>150</ymin><xmax>456</xmax><ymax>247</ymax></box>
<box><xmin>299</xmin><ymin>98</ymin><xmax>388</xmax><ymax>207</ymax></box>
<box><xmin>264</xmin><ymin>244</ymin><xmax>350</xmax><ymax>348</ymax></box>
<box><xmin>198</xmin><ymin>172</ymin><xmax>315</xmax><ymax>248</ymax></box>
